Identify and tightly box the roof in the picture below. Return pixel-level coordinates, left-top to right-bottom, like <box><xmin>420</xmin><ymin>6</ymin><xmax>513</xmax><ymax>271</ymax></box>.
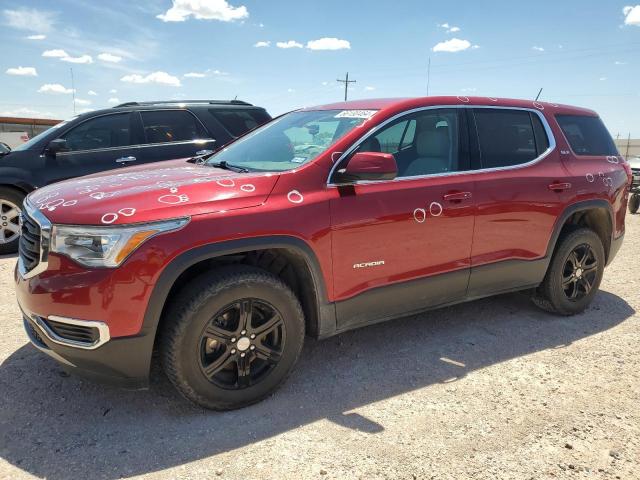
<box><xmin>303</xmin><ymin>96</ymin><xmax>598</xmax><ymax>117</ymax></box>
<box><xmin>0</xmin><ymin>116</ymin><xmax>62</xmax><ymax>126</ymax></box>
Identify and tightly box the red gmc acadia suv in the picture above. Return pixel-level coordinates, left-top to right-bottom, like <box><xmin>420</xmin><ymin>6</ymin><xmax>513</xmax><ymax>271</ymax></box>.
<box><xmin>15</xmin><ymin>96</ymin><xmax>631</xmax><ymax>410</ymax></box>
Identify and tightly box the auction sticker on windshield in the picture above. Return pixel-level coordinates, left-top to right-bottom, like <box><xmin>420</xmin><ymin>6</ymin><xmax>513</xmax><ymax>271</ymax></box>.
<box><xmin>335</xmin><ymin>110</ymin><xmax>377</xmax><ymax>119</ymax></box>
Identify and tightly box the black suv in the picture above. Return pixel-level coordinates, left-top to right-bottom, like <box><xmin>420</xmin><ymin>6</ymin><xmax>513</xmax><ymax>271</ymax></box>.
<box><xmin>0</xmin><ymin>100</ymin><xmax>271</xmax><ymax>253</ymax></box>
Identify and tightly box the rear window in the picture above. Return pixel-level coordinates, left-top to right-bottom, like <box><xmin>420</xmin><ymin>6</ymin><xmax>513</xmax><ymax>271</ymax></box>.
<box><xmin>556</xmin><ymin>115</ymin><xmax>618</xmax><ymax>156</ymax></box>
<box><xmin>474</xmin><ymin>109</ymin><xmax>548</xmax><ymax>169</ymax></box>
<box><xmin>210</xmin><ymin>109</ymin><xmax>271</xmax><ymax>137</ymax></box>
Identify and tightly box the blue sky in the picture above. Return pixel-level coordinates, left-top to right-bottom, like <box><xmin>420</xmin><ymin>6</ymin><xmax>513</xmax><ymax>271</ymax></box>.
<box><xmin>1</xmin><ymin>0</ymin><xmax>639</xmax><ymax>137</ymax></box>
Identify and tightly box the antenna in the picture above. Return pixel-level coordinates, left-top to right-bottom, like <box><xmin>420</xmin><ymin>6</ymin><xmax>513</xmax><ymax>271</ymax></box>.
<box><xmin>70</xmin><ymin>67</ymin><xmax>76</xmax><ymax>114</ymax></box>
<box><xmin>535</xmin><ymin>87</ymin><xmax>543</xmax><ymax>101</ymax></box>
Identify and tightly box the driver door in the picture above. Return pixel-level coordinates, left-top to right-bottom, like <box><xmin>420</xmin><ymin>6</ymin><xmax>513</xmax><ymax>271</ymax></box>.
<box><xmin>45</xmin><ymin>112</ymin><xmax>140</xmax><ymax>185</ymax></box>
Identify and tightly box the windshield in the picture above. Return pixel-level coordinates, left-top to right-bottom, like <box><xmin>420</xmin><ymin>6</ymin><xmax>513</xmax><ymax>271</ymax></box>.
<box><xmin>12</xmin><ymin>120</ymin><xmax>70</xmax><ymax>152</ymax></box>
<box><xmin>206</xmin><ymin>109</ymin><xmax>377</xmax><ymax>171</ymax></box>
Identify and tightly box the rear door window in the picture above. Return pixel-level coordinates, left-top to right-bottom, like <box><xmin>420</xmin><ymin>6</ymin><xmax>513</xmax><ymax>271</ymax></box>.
<box><xmin>209</xmin><ymin>109</ymin><xmax>271</xmax><ymax>137</ymax></box>
<box><xmin>473</xmin><ymin>109</ymin><xmax>542</xmax><ymax>169</ymax></box>
<box><xmin>140</xmin><ymin>110</ymin><xmax>210</xmax><ymax>144</ymax></box>
<box><xmin>556</xmin><ymin>115</ymin><xmax>618</xmax><ymax>156</ymax></box>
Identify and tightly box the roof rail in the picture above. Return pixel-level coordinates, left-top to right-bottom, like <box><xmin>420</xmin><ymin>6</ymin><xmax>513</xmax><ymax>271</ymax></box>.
<box><xmin>113</xmin><ymin>99</ymin><xmax>253</xmax><ymax>108</ymax></box>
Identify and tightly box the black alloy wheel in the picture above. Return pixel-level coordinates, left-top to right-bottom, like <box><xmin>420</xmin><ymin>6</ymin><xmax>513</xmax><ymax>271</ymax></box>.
<box><xmin>198</xmin><ymin>298</ymin><xmax>285</xmax><ymax>389</ymax></box>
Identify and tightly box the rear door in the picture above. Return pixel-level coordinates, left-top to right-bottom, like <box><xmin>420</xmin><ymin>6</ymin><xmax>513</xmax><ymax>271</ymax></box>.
<box><xmin>47</xmin><ymin>112</ymin><xmax>140</xmax><ymax>184</ymax></box>
<box><xmin>137</xmin><ymin>109</ymin><xmax>216</xmax><ymax>164</ymax></box>
<box><xmin>467</xmin><ymin>107</ymin><xmax>567</xmax><ymax>296</ymax></box>
<box><xmin>329</xmin><ymin>107</ymin><xmax>476</xmax><ymax>330</ymax></box>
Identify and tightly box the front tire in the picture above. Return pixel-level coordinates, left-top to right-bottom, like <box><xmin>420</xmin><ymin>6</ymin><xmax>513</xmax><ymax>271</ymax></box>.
<box><xmin>532</xmin><ymin>227</ymin><xmax>605</xmax><ymax>315</ymax></box>
<box><xmin>161</xmin><ymin>266</ymin><xmax>305</xmax><ymax>410</ymax></box>
<box><xmin>629</xmin><ymin>193</ymin><xmax>640</xmax><ymax>214</ymax></box>
<box><xmin>0</xmin><ymin>187</ymin><xmax>25</xmax><ymax>255</ymax></box>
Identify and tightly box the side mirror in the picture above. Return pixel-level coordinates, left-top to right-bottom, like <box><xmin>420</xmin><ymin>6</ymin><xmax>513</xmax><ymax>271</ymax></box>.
<box><xmin>46</xmin><ymin>138</ymin><xmax>69</xmax><ymax>155</ymax></box>
<box><xmin>334</xmin><ymin>151</ymin><xmax>398</xmax><ymax>183</ymax></box>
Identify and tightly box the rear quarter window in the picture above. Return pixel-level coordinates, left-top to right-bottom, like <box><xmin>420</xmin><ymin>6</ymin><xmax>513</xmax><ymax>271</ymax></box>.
<box><xmin>556</xmin><ymin>115</ymin><xmax>618</xmax><ymax>156</ymax></box>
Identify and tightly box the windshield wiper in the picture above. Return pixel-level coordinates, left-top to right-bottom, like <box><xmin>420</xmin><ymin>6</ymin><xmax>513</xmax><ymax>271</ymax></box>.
<box><xmin>208</xmin><ymin>160</ymin><xmax>250</xmax><ymax>173</ymax></box>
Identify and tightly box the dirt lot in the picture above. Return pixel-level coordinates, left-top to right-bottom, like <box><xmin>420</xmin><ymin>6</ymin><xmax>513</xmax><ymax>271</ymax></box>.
<box><xmin>0</xmin><ymin>216</ymin><xmax>638</xmax><ymax>480</ymax></box>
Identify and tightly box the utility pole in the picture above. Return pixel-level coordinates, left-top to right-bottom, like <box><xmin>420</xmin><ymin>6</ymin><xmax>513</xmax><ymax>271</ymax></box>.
<box><xmin>337</xmin><ymin>72</ymin><xmax>356</xmax><ymax>102</ymax></box>
<box><xmin>70</xmin><ymin>67</ymin><xmax>76</xmax><ymax>114</ymax></box>
<box><xmin>427</xmin><ymin>57</ymin><xmax>431</xmax><ymax>96</ymax></box>
<box><xmin>626</xmin><ymin>132</ymin><xmax>631</xmax><ymax>158</ymax></box>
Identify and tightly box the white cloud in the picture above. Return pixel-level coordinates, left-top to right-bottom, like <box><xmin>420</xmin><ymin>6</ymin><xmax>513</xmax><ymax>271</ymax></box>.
<box><xmin>109</xmin><ymin>89</ymin><xmax>117</xmax><ymax>94</ymax></box>
<box><xmin>532</xmin><ymin>46</ymin><xmax>545</xmax><ymax>52</ymax></box>
<box><xmin>121</xmin><ymin>71</ymin><xmax>181</xmax><ymax>87</ymax></box>
<box><xmin>184</xmin><ymin>72</ymin><xmax>206</xmax><ymax>78</ymax></box>
<box><xmin>276</xmin><ymin>40</ymin><xmax>303</xmax><ymax>49</ymax></box>
<box><xmin>26</xmin><ymin>34</ymin><xmax>46</xmax><ymax>40</ymax></box>
<box><xmin>3</xmin><ymin>8</ymin><xmax>56</xmax><ymax>33</ymax></box>
<box><xmin>42</xmin><ymin>49</ymin><xmax>68</xmax><ymax>58</ymax></box>
<box><xmin>614</xmin><ymin>61</ymin><xmax>628</xmax><ymax>65</ymax></box>
<box><xmin>60</xmin><ymin>54</ymin><xmax>93</xmax><ymax>64</ymax></box>
<box><xmin>211</xmin><ymin>69</ymin><xmax>228</xmax><ymax>75</ymax></box>
<box><xmin>254</xmin><ymin>40</ymin><xmax>270</xmax><ymax>47</ymax></box>
<box><xmin>157</xmin><ymin>0</ymin><xmax>248</xmax><ymax>22</ymax></box>
<box><xmin>306</xmin><ymin>37</ymin><xmax>351</xmax><ymax>51</ymax></box>
<box><xmin>471</xmin><ymin>45</ymin><xmax>480</xmax><ymax>49</ymax></box>
<box><xmin>38</xmin><ymin>83</ymin><xmax>74</xmax><ymax>94</ymax></box>
<box><xmin>432</xmin><ymin>38</ymin><xmax>472</xmax><ymax>53</ymax></box>
<box><xmin>287</xmin><ymin>88</ymin><xmax>295</xmax><ymax>93</ymax></box>
<box><xmin>600</xmin><ymin>77</ymin><xmax>608</xmax><ymax>81</ymax></box>
<box><xmin>438</xmin><ymin>23</ymin><xmax>460</xmax><ymax>33</ymax></box>
<box><xmin>88</xmin><ymin>90</ymin><xmax>98</xmax><ymax>96</ymax></box>
<box><xmin>98</xmin><ymin>53</ymin><xmax>122</xmax><ymax>63</ymax></box>
<box><xmin>623</xmin><ymin>5</ymin><xmax>640</xmax><ymax>25</ymax></box>
<box><xmin>107</xmin><ymin>97</ymin><xmax>120</xmax><ymax>104</ymax></box>
<box><xmin>6</xmin><ymin>66</ymin><xmax>37</xmax><ymax>76</ymax></box>
<box><xmin>74</xmin><ymin>98</ymin><xmax>91</xmax><ymax>106</ymax></box>
<box><xmin>364</xmin><ymin>86</ymin><xmax>375</xmax><ymax>91</ymax></box>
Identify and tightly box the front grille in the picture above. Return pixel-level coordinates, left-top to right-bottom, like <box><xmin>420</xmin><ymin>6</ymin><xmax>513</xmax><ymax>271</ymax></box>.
<box><xmin>44</xmin><ymin>318</ymin><xmax>100</xmax><ymax>344</ymax></box>
<box><xmin>19</xmin><ymin>211</ymin><xmax>41</xmax><ymax>273</ymax></box>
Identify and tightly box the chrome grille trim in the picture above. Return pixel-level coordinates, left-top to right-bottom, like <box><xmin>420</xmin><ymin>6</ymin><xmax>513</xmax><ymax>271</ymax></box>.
<box><xmin>18</xmin><ymin>200</ymin><xmax>51</xmax><ymax>279</ymax></box>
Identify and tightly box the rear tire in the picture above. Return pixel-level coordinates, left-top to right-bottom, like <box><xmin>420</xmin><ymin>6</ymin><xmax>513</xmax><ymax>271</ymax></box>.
<box><xmin>532</xmin><ymin>227</ymin><xmax>605</xmax><ymax>315</ymax></box>
<box><xmin>629</xmin><ymin>193</ymin><xmax>640</xmax><ymax>214</ymax></box>
<box><xmin>0</xmin><ymin>187</ymin><xmax>25</xmax><ymax>255</ymax></box>
<box><xmin>161</xmin><ymin>266</ymin><xmax>305</xmax><ymax>410</ymax></box>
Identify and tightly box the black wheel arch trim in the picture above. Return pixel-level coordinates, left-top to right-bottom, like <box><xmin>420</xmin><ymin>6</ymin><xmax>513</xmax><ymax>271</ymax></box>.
<box><xmin>140</xmin><ymin>234</ymin><xmax>335</xmax><ymax>347</ymax></box>
<box><xmin>545</xmin><ymin>199</ymin><xmax>615</xmax><ymax>260</ymax></box>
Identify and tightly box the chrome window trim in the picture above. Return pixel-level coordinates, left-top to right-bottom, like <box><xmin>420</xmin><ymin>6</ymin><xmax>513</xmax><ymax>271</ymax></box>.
<box><xmin>55</xmin><ymin>138</ymin><xmax>214</xmax><ymax>156</ymax></box>
<box><xmin>326</xmin><ymin>105</ymin><xmax>556</xmax><ymax>187</ymax></box>
<box><xmin>18</xmin><ymin>200</ymin><xmax>51</xmax><ymax>280</ymax></box>
<box><xmin>30</xmin><ymin>314</ymin><xmax>110</xmax><ymax>350</ymax></box>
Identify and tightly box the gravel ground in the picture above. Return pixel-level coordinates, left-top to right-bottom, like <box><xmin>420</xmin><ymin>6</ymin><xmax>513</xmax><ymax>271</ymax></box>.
<box><xmin>0</xmin><ymin>216</ymin><xmax>638</xmax><ymax>480</ymax></box>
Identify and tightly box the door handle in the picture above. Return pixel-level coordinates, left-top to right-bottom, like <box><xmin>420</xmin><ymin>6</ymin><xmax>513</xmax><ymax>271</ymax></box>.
<box><xmin>115</xmin><ymin>156</ymin><xmax>137</xmax><ymax>164</ymax></box>
<box><xmin>548</xmin><ymin>182</ymin><xmax>571</xmax><ymax>192</ymax></box>
<box><xmin>443</xmin><ymin>191</ymin><xmax>472</xmax><ymax>202</ymax></box>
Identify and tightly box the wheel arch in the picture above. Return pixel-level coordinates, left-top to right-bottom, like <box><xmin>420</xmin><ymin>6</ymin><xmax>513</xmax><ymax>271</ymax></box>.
<box><xmin>546</xmin><ymin>199</ymin><xmax>614</xmax><ymax>263</ymax></box>
<box><xmin>140</xmin><ymin>236</ymin><xmax>335</xmax><ymax>369</ymax></box>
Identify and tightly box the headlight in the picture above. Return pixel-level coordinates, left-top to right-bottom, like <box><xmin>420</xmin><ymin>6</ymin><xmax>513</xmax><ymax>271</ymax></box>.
<box><xmin>51</xmin><ymin>218</ymin><xmax>189</xmax><ymax>268</ymax></box>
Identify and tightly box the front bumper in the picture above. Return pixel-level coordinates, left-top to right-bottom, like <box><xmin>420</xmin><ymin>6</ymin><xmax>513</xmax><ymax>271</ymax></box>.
<box><xmin>22</xmin><ymin>311</ymin><xmax>153</xmax><ymax>388</ymax></box>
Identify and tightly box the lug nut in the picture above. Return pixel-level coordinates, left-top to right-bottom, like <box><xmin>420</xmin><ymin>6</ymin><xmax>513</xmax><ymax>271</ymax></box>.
<box><xmin>231</xmin><ymin>337</ymin><xmax>236</xmax><ymax>343</ymax></box>
<box><xmin>250</xmin><ymin>334</ymin><xmax>256</xmax><ymax>339</ymax></box>
<box><xmin>241</xmin><ymin>330</ymin><xmax>247</xmax><ymax>335</ymax></box>
<box><xmin>231</xmin><ymin>349</ymin><xmax>236</xmax><ymax>354</ymax></box>
<box><xmin>240</xmin><ymin>352</ymin><xmax>246</xmax><ymax>358</ymax></box>
<box><xmin>250</xmin><ymin>345</ymin><xmax>255</xmax><ymax>351</ymax></box>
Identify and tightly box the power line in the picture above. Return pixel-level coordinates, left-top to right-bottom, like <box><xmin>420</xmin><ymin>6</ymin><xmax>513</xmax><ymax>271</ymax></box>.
<box><xmin>337</xmin><ymin>72</ymin><xmax>356</xmax><ymax>102</ymax></box>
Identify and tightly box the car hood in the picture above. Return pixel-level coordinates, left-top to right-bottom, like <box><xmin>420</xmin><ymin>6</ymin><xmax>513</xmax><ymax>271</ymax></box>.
<box><xmin>26</xmin><ymin>159</ymin><xmax>280</xmax><ymax>225</ymax></box>
<box><xmin>628</xmin><ymin>156</ymin><xmax>640</xmax><ymax>170</ymax></box>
